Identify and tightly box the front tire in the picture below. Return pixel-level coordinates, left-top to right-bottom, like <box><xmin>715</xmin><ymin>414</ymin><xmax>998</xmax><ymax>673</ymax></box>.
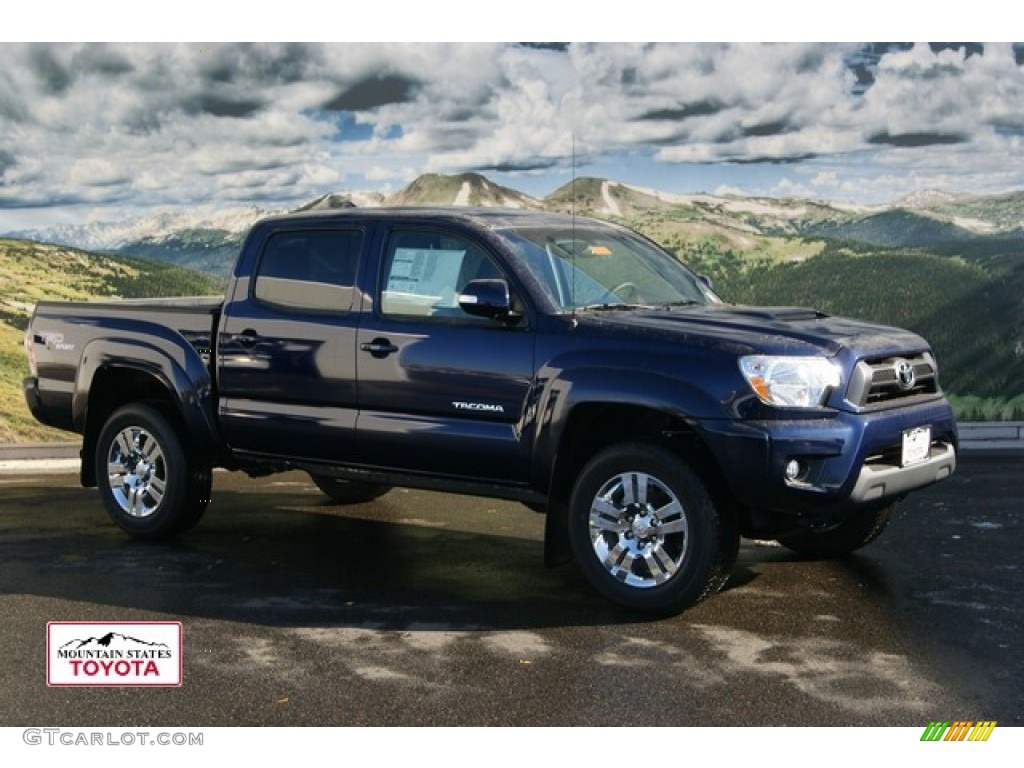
<box><xmin>95</xmin><ymin>404</ymin><xmax>211</xmax><ymax>539</ymax></box>
<box><xmin>568</xmin><ymin>443</ymin><xmax>737</xmax><ymax>614</ymax></box>
<box><xmin>775</xmin><ymin>503</ymin><xmax>895</xmax><ymax>558</ymax></box>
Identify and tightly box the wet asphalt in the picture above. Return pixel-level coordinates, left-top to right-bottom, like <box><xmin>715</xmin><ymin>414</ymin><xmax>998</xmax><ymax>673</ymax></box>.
<box><xmin>0</xmin><ymin>453</ymin><xmax>1020</xmax><ymax>726</ymax></box>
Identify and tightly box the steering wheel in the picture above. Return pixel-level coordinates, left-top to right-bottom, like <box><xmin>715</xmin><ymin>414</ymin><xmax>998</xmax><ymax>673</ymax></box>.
<box><xmin>610</xmin><ymin>281</ymin><xmax>641</xmax><ymax>302</ymax></box>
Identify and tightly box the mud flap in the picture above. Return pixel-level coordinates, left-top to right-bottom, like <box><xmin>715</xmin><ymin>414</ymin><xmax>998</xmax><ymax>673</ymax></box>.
<box><xmin>544</xmin><ymin>502</ymin><xmax>573</xmax><ymax>567</ymax></box>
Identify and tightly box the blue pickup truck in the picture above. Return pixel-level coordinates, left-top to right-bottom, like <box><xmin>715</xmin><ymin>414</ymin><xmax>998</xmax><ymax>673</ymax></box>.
<box><xmin>23</xmin><ymin>208</ymin><xmax>957</xmax><ymax>613</ymax></box>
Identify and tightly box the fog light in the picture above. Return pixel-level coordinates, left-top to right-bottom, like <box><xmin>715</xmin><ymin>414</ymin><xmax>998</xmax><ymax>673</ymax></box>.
<box><xmin>785</xmin><ymin>460</ymin><xmax>802</xmax><ymax>482</ymax></box>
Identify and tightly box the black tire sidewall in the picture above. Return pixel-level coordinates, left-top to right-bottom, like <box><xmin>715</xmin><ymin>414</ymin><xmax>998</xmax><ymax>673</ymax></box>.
<box><xmin>310</xmin><ymin>474</ymin><xmax>391</xmax><ymax>504</ymax></box>
<box><xmin>95</xmin><ymin>404</ymin><xmax>192</xmax><ymax>539</ymax></box>
<box><xmin>776</xmin><ymin>503</ymin><xmax>895</xmax><ymax>559</ymax></box>
<box><xmin>568</xmin><ymin>443</ymin><xmax>728</xmax><ymax>614</ymax></box>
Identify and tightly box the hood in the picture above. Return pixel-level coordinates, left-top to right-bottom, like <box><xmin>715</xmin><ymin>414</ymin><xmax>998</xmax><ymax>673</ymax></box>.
<box><xmin>573</xmin><ymin>304</ymin><xmax>930</xmax><ymax>360</ymax></box>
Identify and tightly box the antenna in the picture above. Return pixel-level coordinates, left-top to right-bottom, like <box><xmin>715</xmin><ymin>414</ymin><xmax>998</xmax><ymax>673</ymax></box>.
<box><xmin>570</xmin><ymin>132</ymin><xmax>577</xmax><ymax>324</ymax></box>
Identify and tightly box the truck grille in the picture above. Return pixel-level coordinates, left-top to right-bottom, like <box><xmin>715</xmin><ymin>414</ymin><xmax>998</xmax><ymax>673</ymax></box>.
<box><xmin>846</xmin><ymin>352</ymin><xmax>939</xmax><ymax>407</ymax></box>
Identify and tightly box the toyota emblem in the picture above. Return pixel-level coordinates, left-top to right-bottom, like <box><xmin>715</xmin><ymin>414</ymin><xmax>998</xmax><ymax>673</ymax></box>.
<box><xmin>895</xmin><ymin>360</ymin><xmax>916</xmax><ymax>390</ymax></box>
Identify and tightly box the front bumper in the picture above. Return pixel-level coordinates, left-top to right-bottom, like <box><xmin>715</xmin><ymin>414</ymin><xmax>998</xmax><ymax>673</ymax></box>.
<box><xmin>850</xmin><ymin>440</ymin><xmax>955</xmax><ymax>503</ymax></box>
<box><xmin>699</xmin><ymin>396</ymin><xmax>958</xmax><ymax>524</ymax></box>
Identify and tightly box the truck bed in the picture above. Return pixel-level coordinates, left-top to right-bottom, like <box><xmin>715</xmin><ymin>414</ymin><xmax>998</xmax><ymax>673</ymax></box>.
<box><xmin>25</xmin><ymin>296</ymin><xmax>223</xmax><ymax>433</ymax></box>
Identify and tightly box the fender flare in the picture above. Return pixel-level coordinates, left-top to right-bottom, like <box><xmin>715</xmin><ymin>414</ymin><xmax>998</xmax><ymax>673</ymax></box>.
<box><xmin>530</xmin><ymin>366</ymin><xmax>726</xmax><ymax>494</ymax></box>
<box><xmin>74</xmin><ymin>322</ymin><xmax>220</xmax><ymax>477</ymax></box>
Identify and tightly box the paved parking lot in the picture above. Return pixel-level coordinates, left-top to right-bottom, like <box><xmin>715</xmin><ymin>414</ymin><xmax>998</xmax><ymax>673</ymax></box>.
<box><xmin>0</xmin><ymin>453</ymin><xmax>1020</xmax><ymax>726</ymax></box>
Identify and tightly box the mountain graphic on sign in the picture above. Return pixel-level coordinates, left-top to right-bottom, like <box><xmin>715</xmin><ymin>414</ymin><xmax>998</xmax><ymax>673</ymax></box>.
<box><xmin>59</xmin><ymin>632</ymin><xmax>171</xmax><ymax>651</ymax></box>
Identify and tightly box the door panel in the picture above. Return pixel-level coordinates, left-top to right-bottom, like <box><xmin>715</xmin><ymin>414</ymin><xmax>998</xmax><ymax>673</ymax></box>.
<box><xmin>356</xmin><ymin>229</ymin><xmax>535</xmax><ymax>482</ymax></box>
<box><xmin>217</xmin><ymin>228</ymin><xmax>363</xmax><ymax>462</ymax></box>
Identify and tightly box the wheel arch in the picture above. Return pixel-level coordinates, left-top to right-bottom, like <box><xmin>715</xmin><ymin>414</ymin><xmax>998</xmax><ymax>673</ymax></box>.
<box><xmin>532</xmin><ymin>367</ymin><xmax>728</xmax><ymax>497</ymax></box>
<box><xmin>540</xmin><ymin>398</ymin><xmax>737</xmax><ymax>568</ymax></box>
<box><xmin>79</xmin><ymin>355</ymin><xmax>219</xmax><ymax>488</ymax></box>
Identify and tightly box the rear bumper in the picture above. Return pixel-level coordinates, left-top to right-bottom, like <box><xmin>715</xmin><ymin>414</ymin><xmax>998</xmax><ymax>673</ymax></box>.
<box><xmin>22</xmin><ymin>376</ymin><xmax>74</xmax><ymax>432</ymax></box>
<box><xmin>23</xmin><ymin>376</ymin><xmax>46</xmax><ymax>423</ymax></box>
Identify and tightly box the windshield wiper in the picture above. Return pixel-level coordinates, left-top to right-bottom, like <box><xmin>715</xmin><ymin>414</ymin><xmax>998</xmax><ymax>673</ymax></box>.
<box><xmin>576</xmin><ymin>302</ymin><xmax>653</xmax><ymax>312</ymax></box>
<box><xmin>662</xmin><ymin>300</ymin><xmax>702</xmax><ymax>309</ymax></box>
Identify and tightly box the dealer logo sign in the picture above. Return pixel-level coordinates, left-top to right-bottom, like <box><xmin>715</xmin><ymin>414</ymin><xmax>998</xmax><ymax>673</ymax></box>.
<box><xmin>47</xmin><ymin>622</ymin><xmax>182</xmax><ymax>687</ymax></box>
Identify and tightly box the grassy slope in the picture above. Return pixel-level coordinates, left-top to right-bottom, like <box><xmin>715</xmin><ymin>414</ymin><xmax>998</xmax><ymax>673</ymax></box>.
<box><xmin>0</xmin><ymin>238</ymin><xmax>224</xmax><ymax>443</ymax></box>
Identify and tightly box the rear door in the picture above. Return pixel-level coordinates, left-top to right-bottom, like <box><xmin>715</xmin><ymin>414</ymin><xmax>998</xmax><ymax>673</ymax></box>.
<box><xmin>355</xmin><ymin>226</ymin><xmax>535</xmax><ymax>482</ymax></box>
<box><xmin>217</xmin><ymin>225</ymin><xmax>365</xmax><ymax>462</ymax></box>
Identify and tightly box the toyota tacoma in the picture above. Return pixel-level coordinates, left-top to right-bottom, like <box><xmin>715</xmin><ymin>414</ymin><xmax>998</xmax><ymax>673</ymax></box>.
<box><xmin>23</xmin><ymin>208</ymin><xmax>957</xmax><ymax>613</ymax></box>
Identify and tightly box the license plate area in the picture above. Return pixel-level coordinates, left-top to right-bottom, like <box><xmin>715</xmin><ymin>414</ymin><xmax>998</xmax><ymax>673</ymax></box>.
<box><xmin>902</xmin><ymin>426</ymin><xmax>931</xmax><ymax>467</ymax></box>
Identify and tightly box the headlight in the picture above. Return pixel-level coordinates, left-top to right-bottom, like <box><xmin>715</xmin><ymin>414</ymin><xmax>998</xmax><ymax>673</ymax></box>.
<box><xmin>739</xmin><ymin>355</ymin><xmax>841</xmax><ymax>408</ymax></box>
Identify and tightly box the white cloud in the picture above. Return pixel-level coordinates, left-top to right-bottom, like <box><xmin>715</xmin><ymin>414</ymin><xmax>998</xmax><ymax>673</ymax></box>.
<box><xmin>364</xmin><ymin>165</ymin><xmax>417</xmax><ymax>182</ymax></box>
<box><xmin>812</xmin><ymin>171</ymin><xmax>838</xmax><ymax>187</ymax></box>
<box><xmin>773</xmin><ymin>178</ymin><xmax>815</xmax><ymax>199</ymax></box>
<box><xmin>714</xmin><ymin>184</ymin><xmax>748</xmax><ymax>197</ymax></box>
<box><xmin>1</xmin><ymin>42</ymin><xmax>1023</xmax><ymax>226</ymax></box>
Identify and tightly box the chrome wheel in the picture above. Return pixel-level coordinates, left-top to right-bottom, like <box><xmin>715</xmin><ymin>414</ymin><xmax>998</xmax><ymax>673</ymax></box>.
<box><xmin>568</xmin><ymin>443</ymin><xmax>737</xmax><ymax>614</ymax></box>
<box><xmin>106</xmin><ymin>426</ymin><xmax>167</xmax><ymax>518</ymax></box>
<box><xmin>588</xmin><ymin>470</ymin><xmax>689</xmax><ymax>588</ymax></box>
<box><xmin>96</xmin><ymin>404</ymin><xmax>211</xmax><ymax>539</ymax></box>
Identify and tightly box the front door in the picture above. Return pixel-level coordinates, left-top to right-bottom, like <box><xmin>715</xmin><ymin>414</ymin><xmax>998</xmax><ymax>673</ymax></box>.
<box><xmin>355</xmin><ymin>227</ymin><xmax>535</xmax><ymax>483</ymax></box>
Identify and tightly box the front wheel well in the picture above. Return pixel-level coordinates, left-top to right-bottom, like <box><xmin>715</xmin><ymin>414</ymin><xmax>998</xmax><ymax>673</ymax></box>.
<box><xmin>547</xmin><ymin>404</ymin><xmax>734</xmax><ymax>512</ymax></box>
<box><xmin>81</xmin><ymin>367</ymin><xmax>185</xmax><ymax>487</ymax></box>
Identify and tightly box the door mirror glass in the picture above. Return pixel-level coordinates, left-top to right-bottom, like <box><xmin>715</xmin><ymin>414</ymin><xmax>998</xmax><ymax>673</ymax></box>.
<box><xmin>458</xmin><ymin>279</ymin><xmax>513</xmax><ymax>320</ymax></box>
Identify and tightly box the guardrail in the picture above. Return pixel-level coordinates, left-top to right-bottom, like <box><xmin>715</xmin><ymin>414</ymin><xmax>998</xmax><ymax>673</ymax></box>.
<box><xmin>0</xmin><ymin>441</ymin><xmax>80</xmax><ymax>460</ymax></box>
<box><xmin>957</xmin><ymin>422</ymin><xmax>1024</xmax><ymax>451</ymax></box>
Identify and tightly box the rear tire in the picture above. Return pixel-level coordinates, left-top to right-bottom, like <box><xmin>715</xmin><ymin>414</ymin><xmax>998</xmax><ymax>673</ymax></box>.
<box><xmin>568</xmin><ymin>443</ymin><xmax>737</xmax><ymax>614</ymax></box>
<box><xmin>776</xmin><ymin>503</ymin><xmax>895</xmax><ymax>558</ymax></box>
<box><xmin>95</xmin><ymin>404</ymin><xmax>211</xmax><ymax>539</ymax></box>
<box><xmin>310</xmin><ymin>474</ymin><xmax>391</xmax><ymax>504</ymax></box>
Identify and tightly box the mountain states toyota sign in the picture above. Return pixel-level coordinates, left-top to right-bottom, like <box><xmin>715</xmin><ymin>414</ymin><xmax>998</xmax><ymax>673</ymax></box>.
<box><xmin>47</xmin><ymin>622</ymin><xmax>182</xmax><ymax>686</ymax></box>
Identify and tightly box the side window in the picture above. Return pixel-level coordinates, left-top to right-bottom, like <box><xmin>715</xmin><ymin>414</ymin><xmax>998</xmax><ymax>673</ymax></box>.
<box><xmin>380</xmin><ymin>231</ymin><xmax>502</xmax><ymax>319</ymax></box>
<box><xmin>253</xmin><ymin>229</ymin><xmax>362</xmax><ymax>312</ymax></box>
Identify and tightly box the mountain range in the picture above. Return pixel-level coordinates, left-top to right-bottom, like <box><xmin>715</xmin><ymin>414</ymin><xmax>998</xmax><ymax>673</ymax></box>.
<box><xmin>2</xmin><ymin>172</ymin><xmax>1022</xmax><ymax>425</ymax></box>
<box><xmin>7</xmin><ymin>173</ymin><xmax>1024</xmax><ymax>276</ymax></box>
<box><xmin>59</xmin><ymin>632</ymin><xmax>170</xmax><ymax>651</ymax></box>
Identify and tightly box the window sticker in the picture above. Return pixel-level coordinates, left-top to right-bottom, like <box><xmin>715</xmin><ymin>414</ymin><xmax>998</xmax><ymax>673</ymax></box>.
<box><xmin>387</xmin><ymin>248</ymin><xmax>466</xmax><ymax>298</ymax></box>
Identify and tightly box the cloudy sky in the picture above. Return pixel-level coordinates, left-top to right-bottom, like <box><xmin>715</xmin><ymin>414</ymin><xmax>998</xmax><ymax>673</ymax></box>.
<box><xmin>2</xmin><ymin>41</ymin><xmax>1024</xmax><ymax>230</ymax></box>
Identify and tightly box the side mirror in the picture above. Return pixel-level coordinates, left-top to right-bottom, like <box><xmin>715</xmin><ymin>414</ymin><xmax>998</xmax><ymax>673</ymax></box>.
<box><xmin>698</xmin><ymin>274</ymin><xmax>714</xmax><ymax>291</ymax></box>
<box><xmin>458</xmin><ymin>279</ymin><xmax>515</xmax><ymax>321</ymax></box>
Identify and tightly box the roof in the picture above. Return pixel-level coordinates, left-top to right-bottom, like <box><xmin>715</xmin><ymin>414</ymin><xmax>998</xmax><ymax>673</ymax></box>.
<box><xmin>253</xmin><ymin>206</ymin><xmax>610</xmax><ymax>231</ymax></box>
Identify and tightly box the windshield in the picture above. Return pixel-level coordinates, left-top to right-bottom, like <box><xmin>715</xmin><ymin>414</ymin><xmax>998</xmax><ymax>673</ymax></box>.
<box><xmin>495</xmin><ymin>222</ymin><xmax>721</xmax><ymax>311</ymax></box>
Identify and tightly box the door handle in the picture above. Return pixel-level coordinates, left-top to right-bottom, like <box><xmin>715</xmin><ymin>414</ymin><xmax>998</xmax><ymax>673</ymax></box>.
<box><xmin>360</xmin><ymin>338</ymin><xmax>399</xmax><ymax>357</ymax></box>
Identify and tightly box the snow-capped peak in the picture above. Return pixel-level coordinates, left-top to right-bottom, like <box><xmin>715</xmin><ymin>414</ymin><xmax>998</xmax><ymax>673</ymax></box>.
<box><xmin>7</xmin><ymin>205</ymin><xmax>278</xmax><ymax>251</ymax></box>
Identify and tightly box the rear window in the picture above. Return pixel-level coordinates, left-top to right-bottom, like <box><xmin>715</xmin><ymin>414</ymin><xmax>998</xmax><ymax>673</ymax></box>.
<box><xmin>253</xmin><ymin>229</ymin><xmax>362</xmax><ymax>312</ymax></box>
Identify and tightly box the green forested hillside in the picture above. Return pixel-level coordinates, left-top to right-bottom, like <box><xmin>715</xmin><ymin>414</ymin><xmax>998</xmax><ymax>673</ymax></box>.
<box><xmin>113</xmin><ymin>231</ymin><xmax>242</xmax><ymax>277</ymax></box>
<box><xmin>671</xmin><ymin>236</ymin><xmax>1024</xmax><ymax>419</ymax></box>
<box><xmin>0</xmin><ymin>239</ymin><xmax>224</xmax><ymax>442</ymax></box>
<box><xmin>803</xmin><ymin>210</ymin><xmax>976</xmax><ymax>247</ymax></box>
